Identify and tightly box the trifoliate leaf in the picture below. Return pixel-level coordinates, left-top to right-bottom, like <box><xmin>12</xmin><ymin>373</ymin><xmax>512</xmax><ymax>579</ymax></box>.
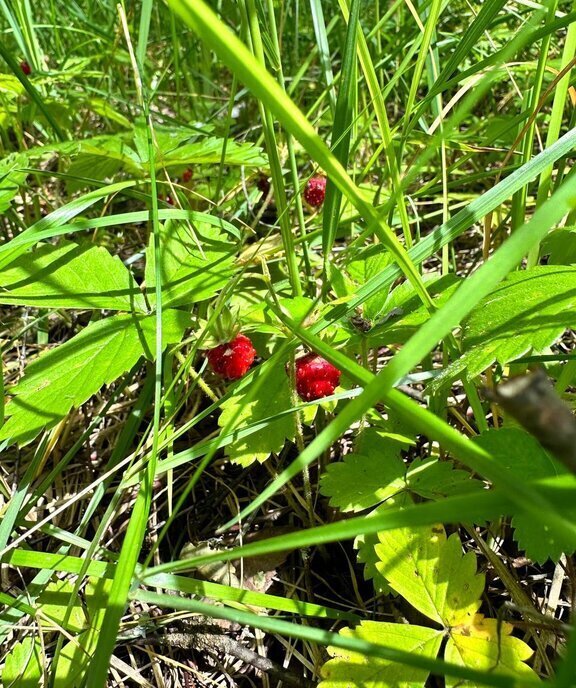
<box><xmin>218</xmin><ymin>361</ymin><xmax>295</xmax><ymax>466</ymax></box>
<box><xmin>319</xmin><ymin>620</ymin><xmax>443</xmax><ymax>688</ymax></box>
<box><xmin>430</xmin><ymin>266</ymin><xmax>576</xmax><ymax>390</ymax></box>
<box><xmin>376</xmin><ymin>525</ymin><xmax>484</xmax><ymax>627</ymax></box>
<box><xmin>473</xmin><ymin>428</ymin><xmax>576</xmax><ymax>562</ymax></box>
<box><xmin>445</xmin><ymin>614</ymin><xmax>540</xmax><ymax>687</ymax></box>
<box><xmin>0</xmin><ymin>240</ymin><xmax>147</xmax><ymax>312</ymax></box>
<box><xmin>320</xmin><ymin>430</ymin><xmax>406</xmax><ymax>512</ymax></box>
<box><xmin>145</xmin><ymin>220</ymin><xmax>236</xmax><ymax>308</ymax></box>
<box><xmin>0</xmin><ymin>309</ymin><xmax>189</xmax><ymax>445</ymax></box>
<box><xmin>406</xmin><ymin>458</ymin><xmax>483</xmax><ymax>500</ymax></box>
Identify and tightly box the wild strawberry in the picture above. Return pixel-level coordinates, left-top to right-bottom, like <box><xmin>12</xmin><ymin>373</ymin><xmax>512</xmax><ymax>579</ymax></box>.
<box><xmin>293</xmin><ymin>353</ymin><xmax>341</xmax><ymax>401</ymax></box>
<box><xmin>303</xmin><ymin>175</ymin><xmax>326</xmax><ymax>208</ymax></box>
<box><xmin>206</xmin><ymin>334</ymin><xmax>256</xmax><ymax>380</ymax></box>
<box><xmin>159</xmin><ymin>194</ymin><xmax>174</xmax><ymax>205</ymax></box>
<box><xmin>182</xmin><ymin>168</ymin><xmax>193</xmax><ymax>183</ymax></box>
<box><xmin>20</xmin><ymin>60</ymin><xmax>31</xmax><ymax>76</ymax></box>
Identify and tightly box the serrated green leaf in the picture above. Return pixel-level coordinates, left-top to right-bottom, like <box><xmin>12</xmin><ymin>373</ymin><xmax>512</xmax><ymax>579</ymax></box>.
<box><xmin>37</xmin><ymin>579</ymin><xmax>87</xmax><ymax>633</ymax></box>
<box><xmin>145</xmin><ymin>220</ymin><xmax>236</xmax><ymax>308</ymax></box>
<box><xmin>355</xmin><ymin>497</ymin><xmax>409</xmax><ymax>596</ymax></box>
<box><xmin>218</xmin><ymin>363</ymin><xmax>295</xmax><ymax>466</ymax></box>
<box><xmin>431</xmin><ymin>266</ymin><xmax>576</xmax><ymax>390</ymax></box>
<box><xmin>345</xmin><ymin>245</ymin><xmax>393</xmax><ymax>321</ymax></box>
<box><xmin>320</xmin><ymin>430</ymin><xmax>406</xmax><ymax>512</ymax></box>
<box><xmin>159</xmin><ymin>137</ymin><xmax>267</xmax><ymax>167</ymax></box>
<box><xmin>473</xmin><ymin>428</ymin><xmax>576</xmax><ymax>563</ymax></box>
<box><xmin>406</xmin><ymin>458</ymin><xmax>483</xmax><ymax>500</ymax></box>
<box><xmin>0</xmin><ymin>152</ymin><xmax>28</xmax><ymax>213</ymax></box>
<box><xmin>376</xmin><ymin>525</ymin><xmax>484</xmax><ymax>627</ymax></box>
<box><xmin>319</xmin><ymin>620</ymin><xmax>443</xmax><ymax>688</ymax></box>
<box><xmin>445</xmin><ymin>615</ymin><xmax>540</xmax><ymax>687</ymax></box>
<box><xmin>0</xmin><ymin>241</ymin><xmax>147</xmax><ymax>312</ymax></box>
<box><xmin>0</xmin><ymin>309</ymin><xmax>189</xmax><ymax>445</ymax></box>
<box><xmin>2</xmin><ymin>636</ymin><xmax>44</xmax><ymax>688</ymax></box>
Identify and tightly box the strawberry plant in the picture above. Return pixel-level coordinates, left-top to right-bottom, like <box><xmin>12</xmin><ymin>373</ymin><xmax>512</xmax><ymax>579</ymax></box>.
<box><xmin>1</xmin><ymin>1</ymin><xmax>576</xmax><ymax>687</ymax></box>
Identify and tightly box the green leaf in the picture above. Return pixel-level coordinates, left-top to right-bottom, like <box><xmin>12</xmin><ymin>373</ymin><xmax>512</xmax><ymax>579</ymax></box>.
<box><xmin>376</xmin><ymin>524</ymin><xmax>484</xmax><ymax>627</ymax></box>
<box><xmin>218</xmin><ymin>362</ymin><xmax>295</xmax><ymax>466</ymax></box>
<box><xmin>445</xmin><ymin>615</ymin><xmax>540</xmax><ymax>687</ymax></box>
<box><xmin>474</xmin><ymin>428</ymin><xmax>576</xmax><ymax>563</ymax></box>
<box><xmin>344</xmin><ymin>245</ymin><xmax>394</xmax><ymax>321</ymax></box>
<box><xmin>37</xmin><ymin>579</ymin><xmax>87</xmax><ymax>633</ymax></box>
<box><xmin>0</xmin><ymin>152</ymin><xmax>28</xmax><ymax>213</ymax></box>
<box><xmin>540</xmin><ymin>227</ymin><xmax>576</xmax><ymax>265</ymax></box>
<box><xmin>0</xmin><ymin>241</ymin><xmax>147</xmax><ymax>312</ymax></box>
<box><xmin>52</xmin><ymin>577</ymin><xmax>112</xmax><ymax>688</ymax></box>
<box><xmin>319</xmin><ymin>620</ymin><xmax>443</xmax><ymax>688</ymax></box>
<box><xmin>2</xmin><ymin>636</ymin><xmax>44</xmax><ymax>688</ymax></box>
<box><xmin>159</xmin><ymin>137</ymin><xmax>267</xmax><ymax>168</ymax></box>
<box><xmin>406</xmin><ymin>458</ymin><xmax>483</xmax><ymax>500</ymax></box>
<box><xmin>320</xmin><ymin>429</ymin><xmax>406</xmax><ymax>512</ymax></box>
<box><xmin>0</xmin><ymin>310</ymin><xmax>189</xmax><ymax>445</ymax></box>
<box><xmin>145</xmin><ymin>220</ymin><xmax>237</xmax><ymax>308</ymax></box>
<box><xmin>431</xmin><ymin>266</ymin><xmax>576</xmax><ymax>389</ymax></box>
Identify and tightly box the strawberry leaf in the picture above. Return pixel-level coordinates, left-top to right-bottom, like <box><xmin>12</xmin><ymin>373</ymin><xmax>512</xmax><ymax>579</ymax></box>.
<box><xmin>319</xmin><ymin>620</ymin><xmax>443</xmax><ymax>688</ymax></box>
<box><xmin>474</xmin><ymin>428</ymin><xmax>576</xmax><ymax>562</ymax></box>
<box><xmin>218</xmin><ymin>362</ymin><xmax>295</xmax><ymax>466</ymax></box>
<box><xmin>431</xmin><ymin>266</ymin><xmax>576</xmax><ymax>390</ymax></box>
<box><xmin>376</xmin><ymin>524</ymin><xmax>484</xmax><ymax>627</ymax></box>
<box><xmin>0</xmin><ymin>240</ymin><xmax>147</xmax><ymax>312</ymax></box>
<box><xmin>446</xmin><ymin>614</ymin><xmax>540</xmax><ymax>687</ymax></box>
<box><xmin>320</xmin><ymin>430</ymin><xmax>406</xmax><ymax>512</ymax></box>
<box><xmin>145</xmin><ymin>220</ymin><xmax>236</xmax><ymax>308</ymax></box>
<box><xmin>0</xmin><ymin>310</ymin><xmax>189</xmax><ymax>445</ymax></box>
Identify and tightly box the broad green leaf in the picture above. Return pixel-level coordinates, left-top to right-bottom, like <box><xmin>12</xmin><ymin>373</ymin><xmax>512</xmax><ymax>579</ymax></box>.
<box><xmin>0</xmin><ymin>310</ymin><xmax>189</xmax><ymax>445</ymax></box>
<box><xmin>431</xmin><ymin>266</ymin><xmax>576</xmax><ymax>390</ymax></box>
<box><xmin>406</xmin><ymin>458</ymin><xmax>483</xmax><ymax>500</ymax></box>
<box><xmin>2</xmin><ymin>636</ymin><xmax>44</xmax><ymax>688</ymax></box>
<box><xmin>445</xmin><ymin>614</ymin><xmax>540</xmax><ymax>687</ymax></box>
<box><xmin>319</xmin><ymin>620</ymin><xmax>443</xmax><ymax>688</ymax></box>
<box><xmin>355</xmin><ymin>497</ymin><xmax>408</xmax><ymax>596</ymax></box>
<box><xmin>474</xmin><ymin>429</ymin><xmax>576</xmax><ymax>562</ymax></box>
<box><xmin>37</xmin><ymin>578</ymin><xmax>87</xmax><ymax>633</ymax></box>
<box><xmin>344</xmin><ymin>245</ymin><xmax>394</xmax><ymax>321</ymax></box>
<box><xmin>0</xmin><ymin>152</ymin><xmax>28</xmax><ymax>213</ymax></box>
<box><xmin>159</xmin><ymin>137</ymin><xmax>267</xmax><ymax>167</ymax></box>
<box><xmin>320</xmin><ymin>429</ymin><xmax>406</xmax><ymax>512</ymax></box>
<box><xmin>0</xmin><ymin>241</ymin><xmax>147</xmax><ymax>312</ymax></box>
<box><xmin>218</xmin><ymin>362</ymin><xmax>295</xmax><ymax>466</ymax></box>
<box><xmin>376</xmin><ymin>525</ymin><xmax>484</xmax><ymax>627</ymax></box>
<box><xmin>145</xmin><ymin>220</ymin><xmax>237</xmax><ymax>308</ymax></box>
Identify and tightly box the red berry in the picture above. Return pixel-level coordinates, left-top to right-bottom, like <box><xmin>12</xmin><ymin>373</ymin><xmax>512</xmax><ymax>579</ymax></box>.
<box><xmin>303</xmin><ymin>176</ymin><xmax>326</xmax><ymax>208</ymax></box>
<box><xmin>20</xmin><ymin>60</ymin><xmax>31</xmax><ymax>76</ymax></box>
<box><xmin>293</xmin><ymin>353</ymin><xmax>341</xmax><ymax>401</ymax></box>
<box><xmin>159</xmin><ymin>194</ymin><xmax>174</xmax><ymax>205</ymax></box>
<box><xmin>182</xmin><ymin>168</ymin><xmax>193</xmax><ymax>183</ymax></box>
<box><xmin>206</xmin><ymin>334</ymin><xmax>256</xmax><ymax>380</ymax></box>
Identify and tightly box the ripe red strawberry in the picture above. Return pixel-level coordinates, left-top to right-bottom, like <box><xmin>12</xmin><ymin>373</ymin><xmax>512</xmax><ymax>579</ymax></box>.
<box><xmin>303</xmin><ymin>175</ymin><xmax>326</xmax><ymax>208</ymax></box>
<box><xmin>20</xmin><ymin>60</ymin><xmax>31</xmax><ymax>76</ymax></box>
<box><xmin>293</xmin><ymin>353</ymin><xmax>341</xmax><ymax>401</ymax></box>
<box><xmin>206</xmin><ymin>334</ymin><xmax>256</xmax><ymax>380</ymax></box>
<box><xmin>182</xmin><ymin>168</ymin><xmax>193</xmax><ymax>183</ymax></box>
